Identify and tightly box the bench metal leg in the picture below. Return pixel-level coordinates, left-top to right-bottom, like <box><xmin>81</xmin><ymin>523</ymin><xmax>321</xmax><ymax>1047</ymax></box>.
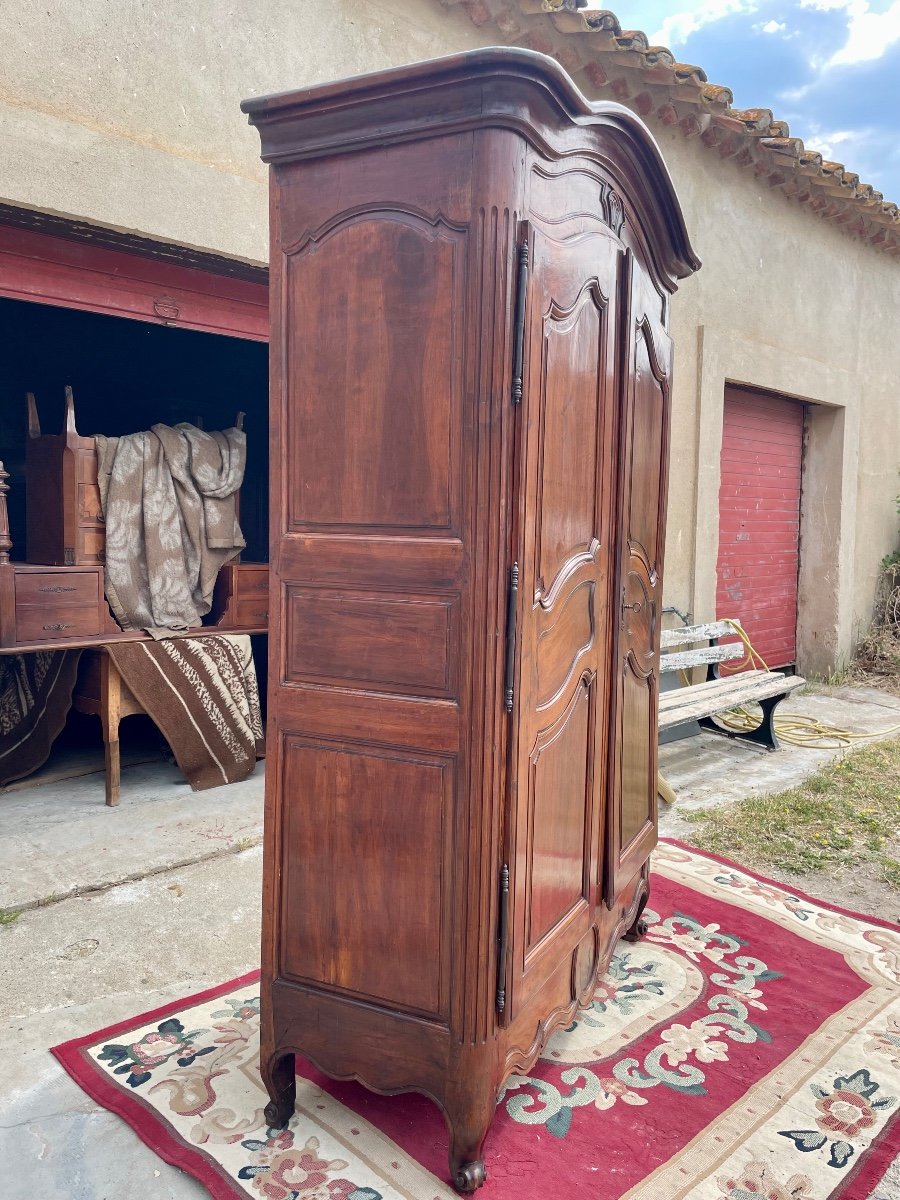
<box><xmin>698</xmin><ymin>693</ymin><xmax>784</xmax><ymax>752</ymax></box>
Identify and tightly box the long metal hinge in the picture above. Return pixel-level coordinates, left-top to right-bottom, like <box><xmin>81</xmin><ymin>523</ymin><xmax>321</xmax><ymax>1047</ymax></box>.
<box><xmin>510</xmin><ymin>240</ymin><xmax>529</xmax><ymax>404</ymax></box>
<box><xmin>503</xmin><ymin>562</ymin><xmax>519</xmax><ymax>712</ymax></box>
<box><xmin>496</xmin><ymin>863</ymin><xmax>510</xmax><ymax>1013</ymax></box>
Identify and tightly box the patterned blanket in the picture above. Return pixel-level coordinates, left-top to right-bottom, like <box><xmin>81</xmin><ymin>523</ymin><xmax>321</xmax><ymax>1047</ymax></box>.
<box><xmin>0</xmin><ymin>650</ymin><xmax>81</xmax><ymax>787</ymax></box>
<box><xmin>107</xmin><ymin>635</ymin><xmax>264</xmax><ymax>791</ymax></box>
<box><xmin>96</xmin><ymin>423</ymin><xmax>246</xmax><ymax>637</ymax></box>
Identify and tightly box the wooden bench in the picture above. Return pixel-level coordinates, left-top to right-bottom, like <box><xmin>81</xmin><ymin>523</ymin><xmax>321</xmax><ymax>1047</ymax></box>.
<box><xmin>659</xmin><ymin>620</ymin><xmax>805</xmax><ymax>751</ymax></box>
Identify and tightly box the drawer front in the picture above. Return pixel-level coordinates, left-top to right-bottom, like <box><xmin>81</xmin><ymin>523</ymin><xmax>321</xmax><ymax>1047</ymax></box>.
<box><xmin>14</xmin><ymin>571</ymin><xmax>101</xmax><ymax>606</ymax></box>
<box><xmin>234</xmin><ymin>565</ymin><xmax>269</xmax><ymax>598</ymax></box>
<box><xmin>76</xmin><ymin>527</ymin><xmax>106</xmax><ymax>564</ymax></box>
<box><xmin>235</xmin><ymin>597</ymin><xmax>269</xmax><ymax>628</ymax></box>
<box><xmin>15</xmin><ymin>603</ymin><xmax>102</xmax><ymax>643</ymax></box>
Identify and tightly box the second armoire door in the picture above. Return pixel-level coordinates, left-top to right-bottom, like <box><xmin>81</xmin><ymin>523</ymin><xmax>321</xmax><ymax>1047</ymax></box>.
<box><xmin>509</xmin><ymin>220</ymin><xmax>620</xmax><ymax>1020</ymax></box>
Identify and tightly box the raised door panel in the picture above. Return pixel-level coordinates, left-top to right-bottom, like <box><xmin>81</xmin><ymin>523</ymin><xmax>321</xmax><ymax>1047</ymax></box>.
<box><xmin>509</xmin><ymin>215</ymin><xmax>619</xmax><ymax>1022</ymax></box>
<box><xmin>535</xmin><ymin>290</ymin><xmax>602</xmax><ymax>595</ymax></box>
<box><xmin>606</xmin><ymin>262</ymin><xmax>672</xmax><ymax>903</ymax></box>
<box><xmin>284</xmin><ymin>213</ymin><xmax>463</xmax><ymax>533</ymax></box>
<box><xmin>526</xmin><ymin>674</ymin><xmax>593</xmax><ymax>951</ymax></box>
<box><xmin>280</xmin><ymin>739</ymin><xmax>451</xmax><ymax>1021</ymax></box>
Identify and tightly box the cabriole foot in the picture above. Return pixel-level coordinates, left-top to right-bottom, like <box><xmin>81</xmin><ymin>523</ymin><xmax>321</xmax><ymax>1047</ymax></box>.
<box><xmin>264</xmin><ymin>1095</ymin><xmax>294</xmax><ymax>1129</ymax></box>
<box><xmin>623</xmin><ymin>878</ymin><xmax>650</xmax><ymax>942</ymax></box>
<box><xmin>261</xmin><ymin>1050</ymin><xmax>296</xmax><ymax>1129</ymax></box>
<box><xmin>624</xmin><ymin>916</ymin><xmax>649</xmax><ymax>942</ymax></box>
<box><xmin>454</xmin><ymin>1160</ymin><xmax>487</xmax><ymax>1193</ymax></box>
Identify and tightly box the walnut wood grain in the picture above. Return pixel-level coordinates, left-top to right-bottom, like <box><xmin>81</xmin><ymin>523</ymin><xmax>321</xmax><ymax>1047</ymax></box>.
<box><xmin>245</xmin><ymin>46</ymin><xmax>698</xmax><ymax>1193</ymax></box>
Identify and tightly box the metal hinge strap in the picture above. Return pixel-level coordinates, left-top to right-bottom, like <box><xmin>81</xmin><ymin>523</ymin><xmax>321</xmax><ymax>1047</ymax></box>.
<box><xmin>511</xmin><ymin>240</ymin><xmax>529</xmax><ymax>404</ymax></box>
<box><xmin>496</xmin><ymin>863</ymin><xmax>510</xmax><ymax>1013</ymax></box>
<box><xmin>503</xmin><ymin>561</ymin><xmax>519</xmax><ymax>712</ymax></box>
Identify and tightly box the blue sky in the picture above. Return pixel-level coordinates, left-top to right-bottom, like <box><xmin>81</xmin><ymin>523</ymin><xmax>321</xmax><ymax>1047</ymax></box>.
<box><xmin>612</xmin><ymin>2</ymin><xmax>900</xmax><ymax>201</ymax></box>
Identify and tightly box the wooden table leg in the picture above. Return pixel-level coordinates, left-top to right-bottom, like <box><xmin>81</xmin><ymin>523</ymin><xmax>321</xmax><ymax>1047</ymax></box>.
<box><xmin>100</xmin><ymin>653</ymin><xmax>122</xmax><ymax>807</ymax></box>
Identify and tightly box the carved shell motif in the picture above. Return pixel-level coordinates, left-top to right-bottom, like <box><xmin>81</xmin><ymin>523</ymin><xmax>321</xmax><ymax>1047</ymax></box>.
<box><xmin>597</xmin><ymin>181</ymin><xmax>626</xmax><ymax>237</ymax></box>
<box><xmin>606</xmin><ymin>189</ymin><xmax>626</xmax><ymax>236</ymax></box>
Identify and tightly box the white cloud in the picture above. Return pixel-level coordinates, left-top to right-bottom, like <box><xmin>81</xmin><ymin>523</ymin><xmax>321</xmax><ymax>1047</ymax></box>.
<box><xmin>759</xmin><ymin>18</ymin><xmax>787</xmax><ymax>32</ymax></box>
<box><xmin>805</xmin><ymin>127</ymin><xmax>857</xmax><ymax>156</ymax></box>
<box><xmin>800</xmin><ymin>0</ymin><xmax>900</xmax><ymax>67</ymax></box>
<box><xmin>651</xmin><ymin>1</ymin><xmax>759</xmax><ymax>47</ymax></box>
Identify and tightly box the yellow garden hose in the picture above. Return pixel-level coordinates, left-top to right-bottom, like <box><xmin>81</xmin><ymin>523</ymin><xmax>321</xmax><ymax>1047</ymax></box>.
<box><xmin>657</xmin><ymin>619</ymin><xmax>900</xmax><ymax>801</ymax></box>
<box><xmin>711</xmin><ymin>620</ymin><xmax>900</xmax><ymax>747</ymax></box>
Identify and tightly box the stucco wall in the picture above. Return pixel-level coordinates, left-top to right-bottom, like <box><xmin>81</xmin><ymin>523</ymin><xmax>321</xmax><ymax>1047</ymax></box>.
<box><xmin>649</xmin><ymin>125</ymin><xmax>900</xmax><ymax>671</ymax></box>
<box><xmin>0</xmin><ymin>0</ymin><xmax>493</xmax><ymax>262</ymax></box>
<box><xmin>2</xmin><ymin>0</ymin><xmax>898</xmax><ymax>670</ymax></box>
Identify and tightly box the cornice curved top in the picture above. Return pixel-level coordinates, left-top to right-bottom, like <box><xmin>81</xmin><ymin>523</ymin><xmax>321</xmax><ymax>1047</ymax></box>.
<box><xmin>242</xmin><ymin>47</ymin><xmax>701</xmax><ymax>287</ymax></box>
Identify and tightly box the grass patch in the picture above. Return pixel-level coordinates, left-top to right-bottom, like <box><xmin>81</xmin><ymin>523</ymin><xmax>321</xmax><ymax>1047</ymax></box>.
<box><xmin>0</xmin><ymin>908</ymin><xmax>22</xmax><ymax>926</ymax></box>
<box><xmin>684</xmin><ymin>737</ymin><xmax>900</xmax><ymax>889</ymax></box>
<box><xmin>803</xmin><ymin>661</ymin><xmax>855</xmax><ymax>690</ymax></box>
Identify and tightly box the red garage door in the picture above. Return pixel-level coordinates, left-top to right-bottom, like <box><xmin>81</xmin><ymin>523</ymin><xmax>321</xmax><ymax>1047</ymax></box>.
<box><xmin>716</xmin><ymin>387</ymin><xmax>804</xmax><ymax>668</ymax></box>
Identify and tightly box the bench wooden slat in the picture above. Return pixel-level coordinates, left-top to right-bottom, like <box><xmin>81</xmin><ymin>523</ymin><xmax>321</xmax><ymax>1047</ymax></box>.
<box><xmin>659</xmin><ymin>670</ymin><xmax>770</xmax><ymax>712</ymax></box>
<box><xmin>660</xmin><ymin>671</ymin><xmax>803</xmax><ymax>713</ymax></box>
<box><xmin>659</xmin><ymin>673</ymin><xmax>805</xmax><ymax>730</ymax></box>
<box><xmin>660</xmin><ymin>642</ymin><xmax>744</xmax><ymax>673</ymax></box>
<box><xmin>660</xmin><ymin>620</ymin><xmax>739</xmax><ymax>649</ymax></box>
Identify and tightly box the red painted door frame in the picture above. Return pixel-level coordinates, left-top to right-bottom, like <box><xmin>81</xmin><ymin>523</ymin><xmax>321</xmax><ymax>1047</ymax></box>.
<box><xmin>0</xmin><ymin>224</ymin><xmax>269</xmax><ymax>340</ymax></box>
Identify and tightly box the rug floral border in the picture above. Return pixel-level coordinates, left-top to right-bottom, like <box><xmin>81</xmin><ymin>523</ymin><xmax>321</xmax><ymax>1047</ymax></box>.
<box><xmin>50</xmin><ymin>841</ymin><xmax>900</xmax><ymax>1200</ymax></box>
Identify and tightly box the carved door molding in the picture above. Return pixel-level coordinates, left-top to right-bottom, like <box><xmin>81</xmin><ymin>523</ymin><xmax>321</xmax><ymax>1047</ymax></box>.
<box><xmin>508</xmin><ymin>222</ymin><xmax>619</xmax><ymax>1019</ymax></box>
<box><xmin>605</xmin><ymin>254</ymin><xmax>673</xmax><ymax>904</ymax></box>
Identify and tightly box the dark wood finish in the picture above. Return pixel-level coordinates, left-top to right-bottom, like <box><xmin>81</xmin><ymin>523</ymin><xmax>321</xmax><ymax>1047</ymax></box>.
<box><xmin>604</xmin><ymin>260</ymin><xmax>673</xmax><ymax>902</ymax></box>
<box><xmin>25</xmin><ymin>387</ymin><xmax>105</xmax><ymax>567</ymax></box>
<box><xmin>243</xmin><ymin>47</ymin><xmax>698</xmax><ymax>1192</ymax></box>
<box><xmin>0</xmin><ymin>461</ymin><xmax>11</xmax><ymax>567</ymax></box>
<box><xmin>210</xmin><ymin>562</ymin><xmax>270</xmax><ymax>631</ymax></box>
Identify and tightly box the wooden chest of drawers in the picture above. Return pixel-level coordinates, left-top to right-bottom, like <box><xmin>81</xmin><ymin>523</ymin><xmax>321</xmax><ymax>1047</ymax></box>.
<box><xmin>14</xmin><ymin>568</ymin><xmax>104</xmax><ymax>642</ymax></box>
<box><xmin>210</xmin><ymin>562</ymin><xmax>269</xmax><ymax>631</ymax></box>
<box><xmin>0</xmin><ymin>564</ymin><xmax>109</xmax><ymax>649</ymax></box>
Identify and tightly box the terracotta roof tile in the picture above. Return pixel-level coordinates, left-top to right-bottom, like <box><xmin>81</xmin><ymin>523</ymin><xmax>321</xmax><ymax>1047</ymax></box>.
<box><xmin>437</xmin><ymin>0</ymin><xmax>899</xmax><ymax>254</ymax></box>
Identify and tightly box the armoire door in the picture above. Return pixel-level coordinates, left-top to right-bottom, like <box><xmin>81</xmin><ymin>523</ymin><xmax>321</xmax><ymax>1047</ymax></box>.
<box><xmin>605</xmin><ymin>256</ymin><xmax>673</xmax><ymax>904</ymax></box>
<box><xmin>509</xmin><ymin>221</ymin><xmax>620</xmax><ymax>1018</ymax></box>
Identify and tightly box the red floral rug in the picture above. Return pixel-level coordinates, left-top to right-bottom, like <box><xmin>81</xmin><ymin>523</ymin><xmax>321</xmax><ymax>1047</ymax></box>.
<box><xmin>52</xmin><ymin>842</ymin><xmax>900</xmax><ymax>1200</ymax></box>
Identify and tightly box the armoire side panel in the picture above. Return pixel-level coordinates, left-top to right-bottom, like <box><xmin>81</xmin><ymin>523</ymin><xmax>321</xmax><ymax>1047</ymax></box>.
<box><xmin>279</xmin><ymin>738</ymin><xmax>451</xmax><ymax>1020</ymax></box>
<box><xmin>265</xmin><ymin>137</ymin><xmax>475</xmax><ymax>1074</ymax></box>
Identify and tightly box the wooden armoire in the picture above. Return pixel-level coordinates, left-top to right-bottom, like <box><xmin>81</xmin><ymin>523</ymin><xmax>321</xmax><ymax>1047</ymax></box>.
<box><xmin>244</xmin><ymin>48</ymin><xmax>698</xmax><ymax>1193</ymax></box>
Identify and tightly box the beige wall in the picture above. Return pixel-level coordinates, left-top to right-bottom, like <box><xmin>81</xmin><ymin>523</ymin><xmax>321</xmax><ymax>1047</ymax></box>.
<box><xmin>0</xmin><ymin>0</ymin><xmax>493</xmax><ymax>262</ymax></box>
<box><xmin>648</xmin><ymin>126</ymin><xmax>900</xmax><ymax>672</ymax></box>
<box><xmin>2</xmin><ymin>0</ymin><xmax>898</xmax><ymax>671</ymax></box>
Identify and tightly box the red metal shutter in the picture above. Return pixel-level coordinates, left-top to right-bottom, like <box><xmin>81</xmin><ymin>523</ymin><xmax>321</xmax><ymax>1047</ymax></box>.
<box><xmin>716</xmin><ymin>387</ymin><xmax>804</xmax><ymax>669</ymax></box>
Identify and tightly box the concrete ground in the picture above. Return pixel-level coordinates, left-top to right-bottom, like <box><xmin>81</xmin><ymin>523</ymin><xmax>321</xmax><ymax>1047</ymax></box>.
<box><xmin>2</xmin><ymin>683</ymin><xmax>898</xmax><ymax>1199</ymax></box>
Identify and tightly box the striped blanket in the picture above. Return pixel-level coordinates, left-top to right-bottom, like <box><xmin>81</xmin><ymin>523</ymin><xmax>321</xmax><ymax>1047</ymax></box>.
<box><xmin>107</xmin><ymin>634</ymin><xmax>264</xmax><ymax>791</ymax></box>
<box><xmin>0</xmin><ymin>650</ymin><xmax>81</xmax><ymax>787</ymax></box>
